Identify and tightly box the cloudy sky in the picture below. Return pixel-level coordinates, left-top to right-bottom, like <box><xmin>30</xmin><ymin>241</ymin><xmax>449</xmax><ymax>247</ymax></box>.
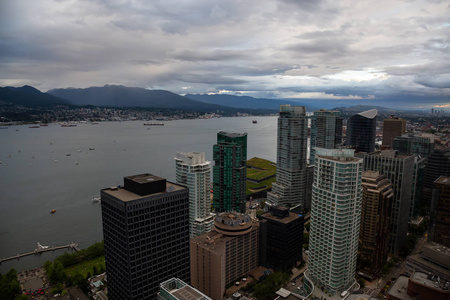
<box><xmin>1</xmin><ymin>0</ymin><xmax>449</xmax><ymax>109</ymax></box>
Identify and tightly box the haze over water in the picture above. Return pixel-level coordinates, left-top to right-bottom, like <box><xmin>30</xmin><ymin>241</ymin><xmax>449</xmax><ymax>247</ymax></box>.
<box><xmin>0</xmin><ymin>116</ymin><xmax>278</xmax><ymax>272</ymax></box>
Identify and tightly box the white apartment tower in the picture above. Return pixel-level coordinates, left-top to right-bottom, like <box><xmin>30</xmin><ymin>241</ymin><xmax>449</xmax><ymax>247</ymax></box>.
<box><xmin>308</xmin><ymin>148</ymin><xmax>362</xmax><ymax>295</ymax></box>
<box><xmin>267</xmin><ymin>105</ymin><xmax>308</xmax><ymax>209</ymax></box>
<box><xmin>175</xmin><ymin>152</ymin><xmax>214</xmax><ymax>238</ymax></box>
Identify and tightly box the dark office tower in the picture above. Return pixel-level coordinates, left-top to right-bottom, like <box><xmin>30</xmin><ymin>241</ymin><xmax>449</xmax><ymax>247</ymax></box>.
<box><xmin>346</xmin><ymin>109</ymin><xmax>377</xmax><ymax>153</ymax></box>
<box><xmin>393</xmin><ymin>133</ymin><xmax>435</xmax><ymax>158</ymax></box>
<box><xmin>259</xmin><ymin>206</ymin><xmax>304</xmax><ymax>272</ymax></box>
<box><xmin>101</xmin><ymin>174</ymin><xmax>190</xmax><ymax>300</ymax></box>
<box><xmin>212</xmin><ymin>131</ymin><xmax>247</xmax><ymax>213</ymax></box>
<box><xmin>305</xmin><ymin>165</ymin><xmax>315</xmax><ymax>211</ymax></box>
<box><xmin>382</xmin><ymin>116</ymin><xmax>406</xmax><ymax>148</ymax></box>
<box><xmin>429</xmin><ymin>176</ymin><xmax>450</xmax><ymax>247</ymax></box>
<box><xmin>359</xmin><ymin>171</ymin><xmax>393</xmax><ymax>275</ymax></box>
<box><xmin>309</xmin><ymin>109</ymin><xmax>343</xmax><ymax>165</ymax></box>
<box><xmin>422</xmin><ymin>147</ymin><xmax>450</xmax><ymax>207</ymax></box>
<box><xmin>411</xmin><ymin>157</ymin><xmax>426</xmax><ymax>219</ymax></box>
<box><xmin>267</xmin><ymin>105</ymin><xmax>308</xmax><ymax>209</ymax></box>
<box><xmin>364</xmin><ymin>151</ymin><xmax>415</xmax><ymax>254</ymax></box>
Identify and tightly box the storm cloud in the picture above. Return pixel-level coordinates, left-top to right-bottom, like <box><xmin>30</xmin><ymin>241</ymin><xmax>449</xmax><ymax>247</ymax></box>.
<box><xmin>0</xmin><ymin>0</ymin><xmax>449</xmax><ymax>109</ymax></box>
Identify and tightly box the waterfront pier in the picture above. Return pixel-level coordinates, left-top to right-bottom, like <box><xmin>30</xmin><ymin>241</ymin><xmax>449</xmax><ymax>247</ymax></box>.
<box><xmin>0</xmin><ymin>243</ymin><xmax>79</xmax><ymax>264</ymax></box>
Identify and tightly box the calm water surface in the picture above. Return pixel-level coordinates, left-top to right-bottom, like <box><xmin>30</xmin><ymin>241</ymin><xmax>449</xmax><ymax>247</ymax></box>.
<box><xmin>0</xmin><ymin>116</ymin><xmax>278</xmax><ymax>272</ymax></box>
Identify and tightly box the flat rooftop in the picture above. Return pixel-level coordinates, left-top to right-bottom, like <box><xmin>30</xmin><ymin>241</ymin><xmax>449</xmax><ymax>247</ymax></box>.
<box><xmin>260</xmin><ymin>211</ymin><xmax>302</xmax><ymax>224</ymax></box>
<box><xmin>387</xmin><ymin>275</ymin><xmax>414</xmax><ymax>300</ymax></box>
<box><xmin>435</xmin><ymin>175</ymin><xmax>450</xmax><ymax>186</ymax></box>
<box><xmin>410</xmin><ymin>271</ymin><xmax>450</xmax><ymax>291</ymax></box>
<box><xmin>171</xmin><ymin>285</ymin><xmax>209</xmax><ymax>300</ymax></box>
<box><xmin>102</xmin><ymin>181</ymin><xmax>184</xmax><ymax>202</ymax></box>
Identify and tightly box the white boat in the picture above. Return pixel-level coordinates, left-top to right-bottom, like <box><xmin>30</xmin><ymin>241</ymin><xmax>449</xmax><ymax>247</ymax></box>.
<box><xmin>92</xmin><ymin>197</ymin><xmax>101</xmax><ymax>203</ymax></box>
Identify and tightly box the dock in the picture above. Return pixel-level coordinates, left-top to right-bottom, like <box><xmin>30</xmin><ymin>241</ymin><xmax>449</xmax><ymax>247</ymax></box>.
<box><xmin>0</xmin><ymin>243</ymin><xmax>79</xmax><ymax>264</ymax></box>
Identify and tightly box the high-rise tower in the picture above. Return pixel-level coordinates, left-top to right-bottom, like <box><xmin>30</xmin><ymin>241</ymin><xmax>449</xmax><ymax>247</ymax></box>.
<box><xmin>175</xmin><ymin>152</ymin><xmax>214</xmax><ymax>238</ymax></box>
<box><xmin>364</xmin><ymin>150</ymin><xmax>415</xmax><ymax>253</ymax></box>
<box><xmin>267</xmin><ymin>105</ymin><xmax>308</xmax><ymax>209</ymax></box>
<box><xmin>346</xmin><ymin>109</ymin><xmax>377</xmax><ymax>153</ymax></box>
<box><xmin>101</xmin><ymin>174</ymin><xmax>190</xmax><ymax>300</ymax></box>
<box><xmin>309</xmin><ymin>109</ymin><xmax>343</xmax><ymax>165</ymax></box>
<box><xmin>382</xmin><ymin>116</ymin><xmax>406</xmax><ymax>148</ymax></box>
<box><xmin>212</xmin><ymin>131</ymin><xmax>247</xmax><ymax>213</ymax></box>
<box><xmin>308</xmin><ymin>148</ymin><xmax>362</xmax><ymax>294</ymax></box>
<box><xmin>359</xmin><ymin>171</ymin><xmax>393</xmax><ymax>275</ymax></box>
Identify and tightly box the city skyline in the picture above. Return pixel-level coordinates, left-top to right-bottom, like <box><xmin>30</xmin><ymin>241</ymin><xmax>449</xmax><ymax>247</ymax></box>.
<box><xmin>1</xmin><ymin>1</ymin><xmax>449</xmax><ymax>110</ymax></box>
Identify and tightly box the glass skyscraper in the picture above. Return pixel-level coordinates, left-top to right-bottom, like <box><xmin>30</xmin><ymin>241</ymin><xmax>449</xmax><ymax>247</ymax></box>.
<box><xmin>310</xmin><ymin>109</ymin><xmax>343</xmax><ymax>165</ymax></box>
<box><xmin>267</xmin><ymin>105</ymin><xmax>308</xmax><ymax>209</ymax></box>
<box><xmin>346</xmin><ymin>109</ymin><xmax>377</xmax><ymax>153</ymax></box>
<box><xmin>212</xmin><ymin>131</ymin><xmax>247</xmax><ymax>213</ymax></box>
<box><xmin>308</xmin><ymin>148</ymin><xmax>362</xmax><ymax>295</ymax></box>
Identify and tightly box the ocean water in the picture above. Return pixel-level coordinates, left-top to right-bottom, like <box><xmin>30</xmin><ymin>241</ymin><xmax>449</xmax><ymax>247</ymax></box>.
<box><xmin>0</xmin><ymin>116</ymin><xmax>279</xmax><ymax>272</ymax></box>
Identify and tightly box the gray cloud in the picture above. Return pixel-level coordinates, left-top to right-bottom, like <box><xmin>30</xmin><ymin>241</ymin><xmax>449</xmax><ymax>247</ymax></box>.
<box><xmin>0</xmin><ymin>0</ymin><xmax>449</xmax><ymax>109</ymax></box>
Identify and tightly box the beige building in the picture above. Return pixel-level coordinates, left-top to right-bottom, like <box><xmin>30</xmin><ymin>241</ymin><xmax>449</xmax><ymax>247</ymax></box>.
<box><xmin>359</xmin><ymin>171</ymin><xmax>394</xmax><ymax>275</ymax></box>
<box><xmin>382</xmin><ymin>116</ymin><xmax>406</xmax><ymax>147</ymax></box>
<box><xmin>190</xmin><ymin>212</ymin><xmax>260</xmax><ymax>300</ymax></box>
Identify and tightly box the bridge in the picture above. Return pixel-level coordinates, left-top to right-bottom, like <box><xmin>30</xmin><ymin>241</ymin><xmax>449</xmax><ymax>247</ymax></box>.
<box><xmin>0</xmin><ymin>243</ymin><xmax>79</xmax><ymax>264</ymax></box>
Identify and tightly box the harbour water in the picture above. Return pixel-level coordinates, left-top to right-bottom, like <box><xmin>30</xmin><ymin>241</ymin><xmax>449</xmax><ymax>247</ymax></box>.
<box><xmin>0</xmin><ymin>116</ymin><xmax>279</xmax><ymax>272</ymax></box>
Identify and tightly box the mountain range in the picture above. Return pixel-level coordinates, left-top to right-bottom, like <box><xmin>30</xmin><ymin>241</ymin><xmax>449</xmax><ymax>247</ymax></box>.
<box><xmin>1</xmin><ymin>84</ymin><xmax>402</xmax><ymax>115</ymax></box>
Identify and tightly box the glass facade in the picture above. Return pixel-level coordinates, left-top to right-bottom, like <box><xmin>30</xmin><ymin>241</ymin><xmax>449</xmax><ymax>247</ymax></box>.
<box><xmin>346</xmin><ymin>109</ymin><xmax>377</xmax><ymax>153</ymax></box>
<box><xmin>267</xmin><ymin>105</ymin><xmax>308</xmax><ymax>209</ymax></box>
<box><xmin>212</xmin><ymin>131</ymin><xmax>247</xmax><ymax>213</ymax></box>
<box><xmin>310</xmin><ymin>109</ymin><xmax>343</xmax><ymax>165</ymax></box>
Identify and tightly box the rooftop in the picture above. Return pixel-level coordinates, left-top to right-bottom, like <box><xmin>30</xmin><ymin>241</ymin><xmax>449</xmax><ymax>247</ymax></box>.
<box><xmin>435</xmin><ymin>175</ymin><xmax>450</xmax><ymax>186</ymax></box>
<box><xmin>410</xmin><ymin>271</ymin><xmax>450</xmax><ymax>291</ymax></box>
<box><xmin>362</xmin><ymin>170</ymin><xmax>381</xmax><ymax>179</ymax></box>
<box><xmin>387</xmin><ymin>275</ymin><xmax>414</xmax><ymax>300</ymax></box>
<box><xmin>357</xmin><ymin>109</ymin><xmax>377</xmax><ymax>119</ymax></box>
<box><xmin>315</xmin><ymin>148</ymin><xmax>361</xmax><ymax>162</ymax></box>
<box><xmin>218</xmin><ymin>131</ymin><xmax>247</xmax><ymax>138</ymax></box>
<box><xmin>260</xmin><ymin>211</ymin><xmax>302</xmax><ymax>224</ymax></box>
<box><xmin>102</xmin><ymin>181</ymin><xmax>184</xmax><ymax>202</ymax></box>
<box><xmin>159</xmin><ymin>278</ymin><xmax>212</xmax><ymax>300</ymax></box>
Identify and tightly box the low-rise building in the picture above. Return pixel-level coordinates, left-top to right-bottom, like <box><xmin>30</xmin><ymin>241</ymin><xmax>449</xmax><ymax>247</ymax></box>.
<box><xmin>387</xmin><ymin>271</ymin><xmax>450</xmax><ymax>300</ymax></box>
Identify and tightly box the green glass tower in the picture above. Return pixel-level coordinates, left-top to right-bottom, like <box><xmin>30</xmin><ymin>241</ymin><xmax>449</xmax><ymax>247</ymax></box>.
<box><xmin>213</xmin><ymin>131</ymin><xmax>247</xmax><ymax>213</ymax></box>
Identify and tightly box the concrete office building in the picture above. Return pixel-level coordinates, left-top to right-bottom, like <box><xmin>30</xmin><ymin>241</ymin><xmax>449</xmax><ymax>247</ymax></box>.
<box><xmin>267</xmin><ymin>105</ymin><xmax>308</xmax><ymax>209</ymax></box>
<box><xmin>364</xmin><ymin>150</ymin><xmax>415</xmax><ymax>254</ymax></box>
<box><xmin>101</xmin><ymin>174</ymin><xmax>190</xmax><ymax>300</ymax></box>
<box><xmin>308</xmin><ymin>148</ymin><xmax>362</xmax><ymax>294</ymax></box>
<box><xmin>346</xmin><ymin>109</ymin><xmax>377</xmax><ymax>153</ymax></box>
<box><xmin>157</xmin><ymin>278</ymin><xmax>212</xmax><ymax>300</ymax></box>
<box><xmin>429</xmin><ymin>176</ymin><xmax>450</xmax><ymax>247</ymax></box>
<box><xmin>309</xmin><ymin>109</ymin><xmax>343</xmax><ymax>165</ymax></box>
<box><xmin>393</xmin><ymin>133</ymin><xmax>435</xmax><ymax>158</ymax></box>
<box><xmin>213</xmin><ymin>131</ymin><xmax>247</xmax><ymax>213</ymax></box>
<box><xmin>359</xmin><ymin>171</ymin><xmax>393</xmax><ymax>275</ymax></box>
<box><xmin>382</xmin><ymin>116</ymin><xmax>406</xmax><ymax>148</ymax></box>
<box><xmin>259</xmin><ymin>206</ymin><xmax>304</xmax><ymax>271</ymax></box>
<box><xmin>175</xmin><ymin>152</ymin><xmax>214</xmax><ymax>238</ymax></box>
<box><xmin>190</xmin><ymin>212</ymin><xmax>260</xmax><ymax>300</ymax></box>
